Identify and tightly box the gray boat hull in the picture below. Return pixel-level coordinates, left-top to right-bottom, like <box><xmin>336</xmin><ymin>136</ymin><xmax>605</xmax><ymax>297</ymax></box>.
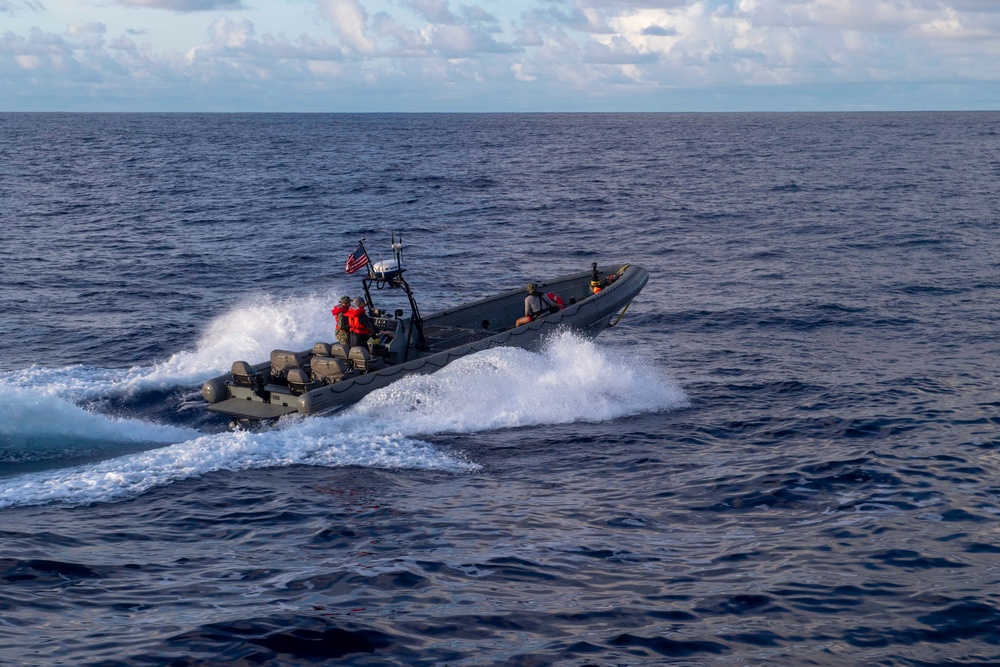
<box><xmin>202</xmin><ymin>264</ymin><xmax>648</xmax><ymax>421</ymax></box>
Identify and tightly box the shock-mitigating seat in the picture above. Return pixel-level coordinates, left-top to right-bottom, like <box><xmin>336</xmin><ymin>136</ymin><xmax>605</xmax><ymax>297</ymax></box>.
<box><xmin>230</xmin><ymin>360</ymin><xmax>258</xmax><ymax>386</ymax></box>
<box><xmin>348</xmin><ymin>346</ymin><xmax>383</xmax><ymax>373</ymax></box>
<box><xmin>286</xmin><ymin>368</ymin><xmax>320</xmax><ymax>395</ymax></box>
<box><xmin>310</xmin><ymin>357</ymin><xmax>349</xmax><ymax>385</ymax></box>
<box><xmin>270</xmin><ymin>350</ymin><xmax>306</xmax><ymax>383</ymax></box>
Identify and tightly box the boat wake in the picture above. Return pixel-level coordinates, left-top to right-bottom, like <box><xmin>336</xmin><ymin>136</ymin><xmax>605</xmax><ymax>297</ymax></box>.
<box><xmin>358</xmin><ymin>330</ymin><xmax>687</xmax><ymax>432</ymax></box>
<box><xmin>0</xmin><ymin>386</ymin><xmax>199</xmax><ymax>465</ymax></box>
<box><xmin>5</xmin><ymin>291</ymin><xmax>348</xmax><ymax>401</ymax></box>
<box><xmin>0</xmin><ymin>296</ymin><xmax>687</xmax><ymax>509</ymax></box>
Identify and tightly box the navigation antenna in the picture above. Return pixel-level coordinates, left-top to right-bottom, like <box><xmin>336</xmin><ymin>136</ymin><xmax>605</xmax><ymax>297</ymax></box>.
<box><xmin>392</xmin><ymin>231</ymin><xmax>404</xmax><ymax>270</ymax></box>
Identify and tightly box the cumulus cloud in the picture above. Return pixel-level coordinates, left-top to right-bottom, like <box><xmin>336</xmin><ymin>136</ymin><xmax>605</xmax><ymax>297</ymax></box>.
<box><xmin>2</xmin><ymin>0</ymin><xmax>1000</xmax><ymax>110</ymax></box>
<box><xmin>406</xmin><ymin>0</ymin><xmax>455</xmax><ymax>24</ymax></box>
<box><xmin>735</xmin><ymin>0</ymin><xmax>996</xmax><ymax>38</ymax></box>
<box><xmin>460</xmin><ymin>5</ymin><xmax>499</xmax><ymax>24</ymax></box>
<box><xmin>184</xmin><ymin>17</ymin><xmax>345</xmax><ymax>67</ymax></box>
<box><xmin>0</xmin><ymin>27</ymin><xmax>88</xmax><ymax>78</ymax></box>
<box><xmin>112</xmin><ymin>0</ymin><xmax>245</xmax><ymax>11</ymax></box>
<box><xmin>66</xmin><ymin>22</ymin><xmax>107</xmax><ymax>37</ymax></box>
<box><xmin>426</xmin><ymin>23</ymin><xmax>515</xmax><ymax>56</ymax></box>
<box><xmin>513</xmin><ymin>25</ymin><xmax>544</xmax><ymax>47</ymax></box>
<box><xmin>331</xmin><ymin>0</ymin><xmax>517</xmax><ymax>59</ymax></box>
<box><xmin>642</xmin><ymin>24</ymin><xmax>677</xmax><ymax>36</ymax></box>
<box><xmin>319</xmin><ymin>0</ymin><xmax>377</xmax><ymax>56</ymax></box>
<box><xmin>584</xmin><ymin>35</ymin><xmax>658</xmax><ymax>64</ymax></box>
<box><xmin>0</xmin><ymin>0</ymin><xmax>43</xmax><ymax>15</ymax></box>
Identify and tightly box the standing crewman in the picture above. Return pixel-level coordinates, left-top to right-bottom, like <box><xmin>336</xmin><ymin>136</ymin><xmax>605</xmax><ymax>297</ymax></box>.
<box><xmin>331</xmin><ymin>296</ymin><xmax>351</xmax><ymax>346</ymax></box>
<box><xmin>347</xmin><ymin>297</ymin><xmax>378</xmax><ymax>348</ymax></box>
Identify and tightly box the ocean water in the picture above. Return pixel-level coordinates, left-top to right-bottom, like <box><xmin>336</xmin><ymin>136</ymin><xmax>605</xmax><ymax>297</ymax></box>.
<box><xmin>0</xmin><ymin>112</ymin><xmax>998</xmax><ymax>666</ymax></box>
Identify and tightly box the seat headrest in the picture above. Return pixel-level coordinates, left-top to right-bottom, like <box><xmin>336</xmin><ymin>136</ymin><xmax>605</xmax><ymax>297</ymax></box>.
<box><xmin>231</xmin><ymin>360</ymin><xmax>254</xmax><ymax>376</ymax></box>
<box><xmin>287</xmin><ymin>368</ymin><xmax>310</xmax><ymax>385</ymax></box>
<box><xmin>270</xmin><ymin>350</ymin><xmax>304</xmax><ymax>370</ymax></box>
<box><xmin>311</xmin><ymin>357</ymin><xmax>346</xmax><ymax>382</ymax></box>
<box><xmin>348</xmin><ymin>346</ymin><xmax>371</xmax><ymax>361</ymax></box>
<box><xmin>312</xmin><ymin>342</ymin><xmax>332</xmax><ymax>357</ymax></box>
<box><xmin>312</xmin><ymin>357</ymin><xmax>345</xmax><ymax>371</ymax></box>
<box><xmin>329</xmin><ymin>343</ymin><xmax>349</xmax><ymax>359</ymax></box>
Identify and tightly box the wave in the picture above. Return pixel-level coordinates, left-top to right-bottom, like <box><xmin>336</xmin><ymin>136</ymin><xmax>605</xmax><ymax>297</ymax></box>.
<box><xmin>0</xmin><ymin>331</ymin><xmax>686</xmax><ymax>509</ymax></box>
<box><xmin>2</xmin><ymin>290</ymin><xmax>350</xmax><ymax>401</ymax></box>
<box><xmin>0</xmin><ymin>386</ymin><xmax>199</xmax><ymax>464</ymax></box>
<box><xmin>357</xmin><ymin>330</ymin><xmax>688</xmax><ymax>432</ymax></box>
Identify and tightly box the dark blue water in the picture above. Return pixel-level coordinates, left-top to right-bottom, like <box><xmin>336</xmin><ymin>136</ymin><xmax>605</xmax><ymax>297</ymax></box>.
<box><xmin>1</xmin><ymin>112</ymin><xmax>999</xmax><ymax>666</ymax></box>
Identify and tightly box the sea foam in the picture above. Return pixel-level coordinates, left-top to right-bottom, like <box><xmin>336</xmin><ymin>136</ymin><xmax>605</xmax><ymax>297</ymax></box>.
<box><xmin>0</xmin><ymin>281</ymin><xmax>686</xmax><ymax>509</ymax></box>
<box><xmin>0</xmin><ymin>331</ymin><xmax>685</xmax><ymax>508</ymax></box>
<box><xmin>3</xmin><ymin>290</ymin><xmax>349</xmax><ymax>400</ymax></box>
<box><xmin>0</xmin><ymin>385</ymin><xmax>199</xmax><ymax>464</ymax></box>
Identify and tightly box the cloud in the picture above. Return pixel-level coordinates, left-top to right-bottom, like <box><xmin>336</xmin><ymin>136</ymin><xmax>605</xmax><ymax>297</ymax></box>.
<box><xmin>642</xmin><ymin>24</ymin><xmax>677</xmax><ymax>36</ymax></box>
<box><xmin>0</xmin><ymin>27</ymin><xmax>104</xmax><ymax>82</ymax></box>
<box><xmin>524</xmin><ymin>4</ymin><xmax>614</xmax><ymax>34</ymax></box>
<box><xmin>513</xmin><ymin>26</ymin><xmax>544</xmax><ymax>47</ymax></box>
<box><xmin>112</xmin><ymin>0</ymin><xmax>246</xmax><ymax>11</ymax></box>
<box><xmin>459</xmin><ymin>5</ymin><xmax>499</xmax><ymax>25</ymax></box>
<box><xmin>319</xmin><ymin>0</ymin><xmax>378</xmax><ymax>56</ymax></box>
<box><xmin>66</xmin><ymin>22</ymin><xmax>107</xmax><ymax>37</ymax></box>
<box><xmin>2</xmin><ymin>0</ymin><xmax>1000</xmax><ymax>111</ymax></box>
<box><xmin>350</xmin><ymin>1</ymin><xmax>517</xmax><ymax>59</ymax></box>
<box><xmin>584</xmin><ymin>36</ymin><xmax>658</xmax><ymax>64</ymax></box>
<box><xmin>1</xmin><ymin>28</ymin><xmax>71</xmax><ymax>64</ymax></box>
<box><xmin>406</xmin><ymin>0</ymin><xmax>455</xmax><ymax>24</ymax></box>
<box><xmin>184</xmin><ymin>17</ymin><xmax>346</xmax><ymax>67</ymax></box>
<box><xmin>0</xmin><ymin>0</ymin><xmax>43</xmax><ymax>15</ymax></box>
<box><xmin>426</xmin><ymin>23</ymin><xmax>516</xmax><ymax>56</ymax></box>
<box><xmin>736</xmin><ymin>0</ymin><xmax>995</xmax><ymax>38</ymax></box>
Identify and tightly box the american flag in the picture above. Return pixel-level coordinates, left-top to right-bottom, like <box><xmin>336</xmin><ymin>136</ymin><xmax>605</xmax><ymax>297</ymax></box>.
<box><xmin>345</xmin><ymin>242</ymin><xmax>368</xmax><ymax>274</ymax></box>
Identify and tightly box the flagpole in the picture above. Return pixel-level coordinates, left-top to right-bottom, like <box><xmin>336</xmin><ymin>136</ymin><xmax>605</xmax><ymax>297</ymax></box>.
<box><xmin>356</xmin><ymin>237</ymin><xmax>377</xmax><ymax>314</ymax></box>
<box><xmin>358</xmin><ymin>237</ymin><xmax>374</xmax><ymax>276</ymax></box>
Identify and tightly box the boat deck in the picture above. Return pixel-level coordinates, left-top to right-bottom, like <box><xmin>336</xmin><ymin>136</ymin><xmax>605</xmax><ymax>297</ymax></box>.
<box><xmin>206</xmin><ymin>397</ymin><xmax>297</xmax><ymax>420</ymax></box>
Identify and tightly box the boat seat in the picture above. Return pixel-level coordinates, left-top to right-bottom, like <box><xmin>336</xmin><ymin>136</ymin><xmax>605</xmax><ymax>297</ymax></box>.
<box><xmin>310</xmin><ymin>356</ymin><xmax>348</xmax><ymax>384</ymax></box>
<box><xmin>312</xmin><ymin>342</ymin><xmax>333</xmax><ymax>358</ymax></box>
<box><xmin>349</xmin><ymin>346</ymin><xmax>384</xmax><ymax>373</ymax></box>
<box><xmin>286</xmin><ymin>368</ymin><xmax>320</xmax><ymax>395</ymax></box>
<box><xmin>270</xmin><ymin>349</ymin><xmax>306</xmax><ymax>383</ymax></box>
<box><xmin>230</xmin><ymin>360</ymin><xmax>260</xmax><ymax>387</ymax></box>
<box><xmin>329</xmin><ymin>343</ymin><xmax>349</xmax><ymax>360</ymax></box>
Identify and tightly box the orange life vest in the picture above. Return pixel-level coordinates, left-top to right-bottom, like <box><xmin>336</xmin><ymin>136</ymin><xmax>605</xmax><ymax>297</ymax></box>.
<box><xmin>347</xmin><ymin>306</ymin><xmax>371</xmax><ymax>335</ymax></box>
<box><xmin>332</xmin><ymin>304</ymin><xmax>349</xmax><ymax>331</ymax></box>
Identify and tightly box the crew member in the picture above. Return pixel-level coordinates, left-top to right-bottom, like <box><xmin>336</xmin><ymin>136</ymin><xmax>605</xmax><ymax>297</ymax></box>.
<box><xmin>591</xmin><ymin>280</ymin><xmax>603</xmax><ymax>294</ymax></box>
<box><xmin>524</xmin><ymin>283</ymin><xmax>558</xmax><ymax>321</ymax></box>
<box><xmin>347</xmin><ymin>297</ymin><xmax>378</xmax><ymax>348</ymax></box>
<box><xmin>331</xmin><ymin>296</ymin><xmax>351</xmax><ymax>346</ymax></box>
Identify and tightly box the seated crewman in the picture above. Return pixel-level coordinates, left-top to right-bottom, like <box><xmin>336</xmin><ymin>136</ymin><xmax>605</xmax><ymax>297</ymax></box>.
<box><xmin>524</xmin><ymin>283</ymin><xmax>558</xmax><ymax>321</ymax></box>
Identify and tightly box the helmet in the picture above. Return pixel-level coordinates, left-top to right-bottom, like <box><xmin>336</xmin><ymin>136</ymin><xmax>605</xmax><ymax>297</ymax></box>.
<box><xmin>353</xmin><ymin>297</ymin><xmax>366</xmax><ymax>307</ymax></box>
<box><xmin>339</xmin><ymin>296</ymin><xmax>351</xmax><ymax>306</ymax></box>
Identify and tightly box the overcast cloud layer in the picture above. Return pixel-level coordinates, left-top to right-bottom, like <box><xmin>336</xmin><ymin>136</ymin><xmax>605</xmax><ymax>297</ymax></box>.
<box><xmin>2</xmin><ymin>0</ymin><xmax>998</xmax><ymax>111</ymax></box>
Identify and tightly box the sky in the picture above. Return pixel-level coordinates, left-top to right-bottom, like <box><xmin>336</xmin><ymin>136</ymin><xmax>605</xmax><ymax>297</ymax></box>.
<box><xmin>1</xmin><ymin>0</ymin><xmax>999</xmax><ymax>112</ymax></box>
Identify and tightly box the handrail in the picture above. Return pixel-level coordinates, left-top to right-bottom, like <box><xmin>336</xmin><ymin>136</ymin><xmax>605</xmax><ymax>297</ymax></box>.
<box><xmin>607</xmin><ymin>301</ymin><xmax>632</xmax><ymax>327</ymax></box>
